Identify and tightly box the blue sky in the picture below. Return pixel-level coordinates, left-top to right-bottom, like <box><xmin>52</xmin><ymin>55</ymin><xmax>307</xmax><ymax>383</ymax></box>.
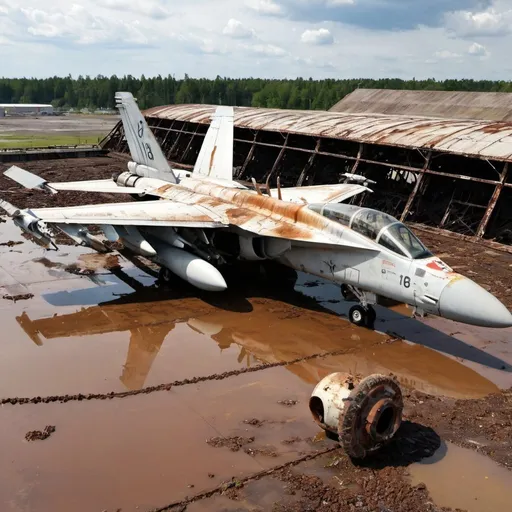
<box><xmin>0</xmin><ymin>0</ymin><xmax>511</xmax><ymax>79</ymax></box>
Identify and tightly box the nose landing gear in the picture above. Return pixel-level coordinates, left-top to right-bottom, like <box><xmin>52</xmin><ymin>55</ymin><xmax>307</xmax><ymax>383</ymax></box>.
<box><xmin>343</xmin><ymin>285</ymin><xmax>377</xmax><ymax>329</ymax></box>
<box><xmin>348</xmin><ymin>304</ymin><xmax>376</xmax><ymax>329</ymax></box>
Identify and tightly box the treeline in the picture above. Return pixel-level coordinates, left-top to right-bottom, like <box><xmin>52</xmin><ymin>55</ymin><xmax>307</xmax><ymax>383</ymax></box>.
<box><xmin>1</xmin><ymin>75</ymin><xmax>512</xmax><ymax>111</ymax></box>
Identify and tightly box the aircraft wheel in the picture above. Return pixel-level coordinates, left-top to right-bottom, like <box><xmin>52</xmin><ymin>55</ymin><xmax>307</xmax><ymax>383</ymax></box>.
<box><xmin>367</xmin><ymin>306</ymin><xmax>377</xmax><ymax>329</ymax></box>
<box><xmin>349</xmin><ymin>305</ymin><xmax>368</xmax><ymax>327</ymax></box>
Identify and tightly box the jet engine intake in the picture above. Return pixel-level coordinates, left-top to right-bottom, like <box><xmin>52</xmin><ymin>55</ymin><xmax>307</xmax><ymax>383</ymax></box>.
<box><xmin>239</xmin><ymin>236</ymin><xmax>291</xmax><ymax>261</ymax></box>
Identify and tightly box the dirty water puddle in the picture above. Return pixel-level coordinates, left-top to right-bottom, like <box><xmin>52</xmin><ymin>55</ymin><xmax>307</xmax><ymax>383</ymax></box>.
<box><xmin>408</xmin><ymin>441</ymin><xmax>512</xmax><ymax>512</ymax></box>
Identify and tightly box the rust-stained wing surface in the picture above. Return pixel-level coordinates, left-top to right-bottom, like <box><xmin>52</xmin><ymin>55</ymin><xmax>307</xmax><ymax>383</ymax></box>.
<box><xmin>29</xmin><ymin>200</ymin><xmax>225</xmax><ymax>228</ymax></box>
<box><xmin>270</xmin><ymin>184</ymin><xmax>369</xmax><ymax>204</ymax></box>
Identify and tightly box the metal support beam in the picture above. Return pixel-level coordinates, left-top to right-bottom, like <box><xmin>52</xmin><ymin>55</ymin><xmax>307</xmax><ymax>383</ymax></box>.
<box><xmin>350</xmin><ymin>143</ymin><xmax>364</xmax><ymax>175</ymax></box>
<box><xmin>400</xmin><ymin>151</ymin><xmax>431</xmax><ymax>222</ymax></box>
<box><xmin>297</xmin><ymin>139</ymin><xmax>321</xmax><ymax>186</ymax></box>
<box><xmin>181</xmin><ymin>125</ymin><xmax>200</xmax><ymax>162</ymax></box>
<box><xmin>263</xmin><ymin>134</ymin><xmax>289</xmax><ymax>183</ymax></box>
<box><xmin>477</xmin><ymin>162</ymin><xmax>510</xmax><ymax>238</ymax></box>
<box><xmin>238</xmin><ymin>132</ymin><xmax>258</xmax><ymax>179</ymax></box>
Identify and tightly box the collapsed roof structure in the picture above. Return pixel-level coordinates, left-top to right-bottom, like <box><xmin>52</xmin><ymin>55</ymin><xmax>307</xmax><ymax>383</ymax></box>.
<box><xmin>102</xmin><ymin>91</ymin><xmax>512</xmax><ymax>247</ymax></box>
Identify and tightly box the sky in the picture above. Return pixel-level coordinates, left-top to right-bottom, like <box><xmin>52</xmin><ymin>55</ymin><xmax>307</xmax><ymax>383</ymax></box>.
<box><xmin>0</xmin><ymin>0</ymin><xmax>511</xmax><ymax>79</ymax></box>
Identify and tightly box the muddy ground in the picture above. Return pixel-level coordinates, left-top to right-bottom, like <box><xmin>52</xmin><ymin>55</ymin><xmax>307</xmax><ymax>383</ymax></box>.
<box><xmin>0</xmin><ymin>156</ymin><xmax>511</xmax><ymax>512</ymax></box>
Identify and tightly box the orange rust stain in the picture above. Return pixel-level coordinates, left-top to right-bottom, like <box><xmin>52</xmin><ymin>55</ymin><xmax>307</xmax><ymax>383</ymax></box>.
<box><xmin>271</xmin><ymin>223</ymin><xmax>313</xmax><ymax>240</ymax></box>
<box><xmin>480</xmin><ymin>123</ymin><xmax>511</xmax><ymax>134</ymax></box>
<box><xmin>208</xmin><ymin>146</ymin><xmax>217</xmax><ymax>173</ymax></box>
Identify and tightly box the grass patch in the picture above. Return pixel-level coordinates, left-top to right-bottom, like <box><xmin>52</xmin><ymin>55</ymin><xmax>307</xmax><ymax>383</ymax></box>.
<box><xmin>0</xmin><ymin>133</ymin><xmax>107</xmax><ymax>149</ymax></box>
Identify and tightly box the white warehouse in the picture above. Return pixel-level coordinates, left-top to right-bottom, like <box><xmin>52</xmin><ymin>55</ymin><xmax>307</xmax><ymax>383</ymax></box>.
<box><xmin>0</xmin><ymin>104</ymin><xmax>54</xmax><ymax>116</ymax></box>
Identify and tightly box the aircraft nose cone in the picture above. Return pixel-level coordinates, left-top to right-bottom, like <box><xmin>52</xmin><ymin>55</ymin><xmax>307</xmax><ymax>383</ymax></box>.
<box><xmin>439</xmin><ymin>277</ymin><xmax>512</xmax><ymax>328</ymax></box>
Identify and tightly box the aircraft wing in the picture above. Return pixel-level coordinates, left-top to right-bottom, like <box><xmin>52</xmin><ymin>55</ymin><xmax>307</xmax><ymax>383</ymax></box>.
<box><xmin>29</xmin><ymin>200</ymin><xmax>225</xmax><ymax>228</ymax></box>
<box><xmin>50</xmin><ymin>180</ymin><xmax>150</xmax><ymax>195</ymax></box>
<box><xmin>270</xmin><ymin>183</ymin><xmax>370</xmax><ymax>204</ymax></box>
<box><xmin>4</xmin><ymin>166</ymin><xmax>156</xmax><ymax>196</ymax></box>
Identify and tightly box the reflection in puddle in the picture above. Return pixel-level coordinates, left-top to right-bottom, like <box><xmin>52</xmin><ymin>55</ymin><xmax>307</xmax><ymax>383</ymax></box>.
<box><xmin>409</xmin><ymin>441</ymin><xmax>512</xmax><ymax>512</ymax></box>
<box><xmin>11</xmin><ymin>261</ymin><xmax>500</xmax><ymax>398</ymax></box>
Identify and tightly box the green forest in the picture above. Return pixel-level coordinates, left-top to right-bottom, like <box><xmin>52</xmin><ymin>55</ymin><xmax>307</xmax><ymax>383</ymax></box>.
<box><xmin>1</xmin><ymin>75</ymin><xmax>512</xmax><ymax>111</ymax></box>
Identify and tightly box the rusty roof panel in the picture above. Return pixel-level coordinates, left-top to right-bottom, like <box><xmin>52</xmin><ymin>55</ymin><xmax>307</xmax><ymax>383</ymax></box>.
<box><xmin>143</xmin><ymin>104</ymin><xmax>512</xmax><ymax>162</ymax></box>
<box><xmin>330</xmin><ymin>88</ymin><xmax>512</xmax><ymax>122</ymax></box>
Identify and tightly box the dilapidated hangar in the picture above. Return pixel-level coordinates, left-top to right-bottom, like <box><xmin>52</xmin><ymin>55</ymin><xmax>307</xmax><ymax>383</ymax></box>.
<box><xmin>103</xmin><ymin>90</ymin><xmax>512</xmax><ymax>247</ymax></box>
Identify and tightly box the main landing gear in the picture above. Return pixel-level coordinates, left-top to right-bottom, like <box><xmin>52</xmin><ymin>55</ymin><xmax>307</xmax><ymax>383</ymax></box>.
<box><xmin>341</xmin><ymin>284</ymin><xmax>377</xmax><ymax>329</ymax></box>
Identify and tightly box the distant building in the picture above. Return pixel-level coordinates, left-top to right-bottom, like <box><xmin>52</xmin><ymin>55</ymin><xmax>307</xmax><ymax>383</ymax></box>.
<box><xmin>0</xmin><ymin>104</ymin><xmax>54</xmax><ymax>116</ymax></box>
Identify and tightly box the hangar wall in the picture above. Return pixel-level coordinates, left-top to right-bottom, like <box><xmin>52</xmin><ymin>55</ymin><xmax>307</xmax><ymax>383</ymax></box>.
<box><xmin>102</xmin><ymin>105</ymin><xmax>512</xmax><ymax>247</ymax></box>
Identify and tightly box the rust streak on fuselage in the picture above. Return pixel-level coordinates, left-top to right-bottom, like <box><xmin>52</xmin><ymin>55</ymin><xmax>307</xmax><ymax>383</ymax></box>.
<box><xmin>152</xmin><ymin>178</ymin><xmax>345</xmax><ymax>242</ymax></box>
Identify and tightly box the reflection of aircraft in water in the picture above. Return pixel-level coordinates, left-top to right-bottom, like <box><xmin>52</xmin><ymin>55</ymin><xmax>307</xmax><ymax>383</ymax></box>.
<box><xmin>16</xmin><ymin>266</ymin><xmax>501</xmax><ymax>397</ymax></box>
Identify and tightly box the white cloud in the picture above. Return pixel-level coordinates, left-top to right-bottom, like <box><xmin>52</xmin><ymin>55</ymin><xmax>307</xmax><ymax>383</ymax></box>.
<box><xmin>468</xmin><ymin>42</ymin><xmax>489</xmax><ymax>56</ymax></box>
<box><xmin>94</xmin><ymin>0</ymin><xmax>172</xmax><ymax>19</ymax></box>
<box><xmin>244</xmin><ymin>43</ymin><xmax>287</xmax><ymax>57</ymax></box>
<box><xmin>326</xmin><ymin>0</ymin><xmax>354</xmax><ymax>5</ymax></box>
<box><xmin>301</xmin><ymin>28</ymin><xmax>334</xmax><ymax>45</ymax></box>
<box><xmin>0</xmin><ymin>0</ymin><xmax>511</xmax><ymax>81</ymax></box>
<box><xmin>246</xmin><ymin>0</ymin><xmax>283</xmax><ymax>15</ymax></box>
<box><xmin>445</xmin><ymin>6</ymin><xmax>512</xmax><ymax>37</ymax></box>
<box><xmin>20</xmin><ymin>5</ymin><xmax>150</xmax><ymax>46</ymax></box>
<box><xmin>223</xmin><ymin>19</ymin><xmax>255</xmax><ymax>39</ymax></box>
<box><xmin>433</xmin><ymin>49</ymin><xmax>461</xmax><ymax>59</ymax></box>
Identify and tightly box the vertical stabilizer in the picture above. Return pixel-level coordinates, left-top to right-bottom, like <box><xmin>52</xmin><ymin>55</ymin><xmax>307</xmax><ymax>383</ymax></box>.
<box><xmin>193</xmin><ymin>106</ymin><xmax>234</xmax><ymax>180</ymax></box>
<box><xmin>115</xmin><ymin>92</ymin><xmax>177</xmax><ymax>183</ymax></box>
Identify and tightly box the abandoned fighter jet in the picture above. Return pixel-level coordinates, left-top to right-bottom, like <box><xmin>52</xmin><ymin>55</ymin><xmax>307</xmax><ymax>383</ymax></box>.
<box><xmin>1</xmin><ymin>92</ymin><xmax>511</xmax><ymax>329</ymax></box>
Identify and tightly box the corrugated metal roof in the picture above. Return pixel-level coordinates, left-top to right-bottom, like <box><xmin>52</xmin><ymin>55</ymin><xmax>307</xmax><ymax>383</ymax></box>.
<box><xmin>330</xmin><ymin>89</ymin><xmax>512</xmax><ymax>122</ymax></box>
<box><xmin>144</xmin><ymin>104</ymin><xmax>512</xmax><ymax>162</ymax></box>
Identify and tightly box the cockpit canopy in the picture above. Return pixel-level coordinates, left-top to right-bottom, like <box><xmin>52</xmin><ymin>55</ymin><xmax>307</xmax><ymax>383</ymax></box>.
<box><xmin>309</xmin><ymin>203</ymin><xmax>432</xmax><ymax>260</ymax></box>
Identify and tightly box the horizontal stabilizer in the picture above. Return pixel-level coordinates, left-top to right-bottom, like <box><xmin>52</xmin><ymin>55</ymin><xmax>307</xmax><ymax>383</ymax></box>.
<box><xmin>0</xmin><ymin>198</ymin><xmax>20</xmax><ymax>217</ymax></box>
<box><xmin>4</xmin><ymin>166</ymin><xmax>50</xmax><ymax>191</ymax></box>
<box><xmin>50</xmin><ymin>179</ymin><xmax>149</xmax><ymax>195</ymax></box>
<box><xmin>271</xmin><ymin>183</ymin><xmax>370</xmax><ymax>205</ymax></box>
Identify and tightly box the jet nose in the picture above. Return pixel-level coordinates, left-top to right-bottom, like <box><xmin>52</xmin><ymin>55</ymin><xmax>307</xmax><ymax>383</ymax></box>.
<box><xmin>439</xmin><ymin>277</ymin><xmax>512</xmax><ymax>328</ymax></box>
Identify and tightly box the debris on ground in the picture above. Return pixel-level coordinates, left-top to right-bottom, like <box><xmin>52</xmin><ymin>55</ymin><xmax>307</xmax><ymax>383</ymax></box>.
<box><xmin>244</xmin><ymin>446</ymin><xmax>279</xmax><ymax>457</ymax></box>
<box><xmin>278</xmin><ymin>399</ymin><xmax>299</xmax><ymax>407</ymax></box>
<box><xmin>3</xmin><ymin>293</ymin><xmax>34</xmax><ymax>302</ymax></box>
<box><xmin>0</xmin><ymin>241</ymin><xmax>23</xmax><ymax>247</ymax></box>
<box><xmin>243</xmin><ymin>418</ymin><xmax>264</xmax><ymax>427</ymax></box>
<box><xmin>25</xmin><ymin>425</ymin><xmax>56</xmax><ymax>442</ymax></box>
<box><xmin>206</xmin><ymin>436</ymin><xmax>255</xmax><ymax>452</ymax></box>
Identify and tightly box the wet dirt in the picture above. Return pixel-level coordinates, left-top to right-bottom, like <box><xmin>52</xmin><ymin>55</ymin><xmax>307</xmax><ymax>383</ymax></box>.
<box><xmin>0</xmin><ymin>240</ymin><xmax>23</xmax><ymax>247</ymax></box>
<box><xmin>25</xmin><ymin>425</ymin><xmax>56</xmax><ymax>442</ymax></box>
<box><xmin>409</xmin><ymin>441</ymin><xmax>512</xmax><ymax>512</ymax></box>
<box><xmin>3</xmin><ymin>292</ymin><xmax>34</xmax><ymax>301</ymax></box>
<box><xmin>207</xmin><ymin>436</ymin><xmax>255</xmax><ymax>452</ymax></box>
<box><xmin>404</xmin><ymin>388</ymin><xmax>512</xmax><ymax>468</ymax></box>
<box><xmin>0</xmin><ymin>155</ymin><xmax>127</xmax><ymax>210</ymax></box>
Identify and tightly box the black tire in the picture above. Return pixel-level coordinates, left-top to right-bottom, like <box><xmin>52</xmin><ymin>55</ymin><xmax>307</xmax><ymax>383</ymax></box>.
<box><xmin>367</xmin><ymin>306</ymin><xmax>377</xmax><ymax>328</ymax></box>
<box><xmin>349</xmin><ymin>305</ymin><xmax>368</xmax><ymax>327</ymax></box>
